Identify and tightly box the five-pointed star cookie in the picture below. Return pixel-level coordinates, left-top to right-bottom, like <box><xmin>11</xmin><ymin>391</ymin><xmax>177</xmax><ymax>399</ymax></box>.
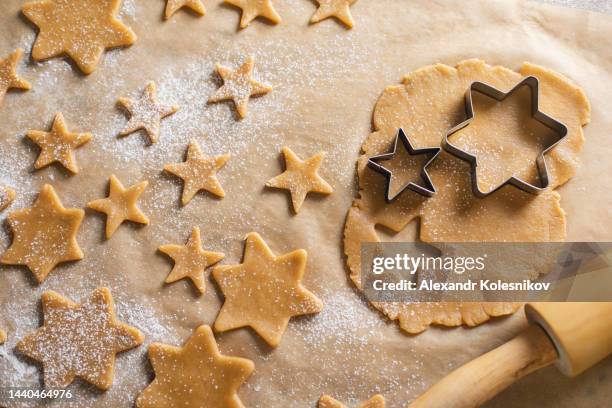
<box><xmin>164</xmin><ymin>139</ymin><xmax>230</xmax><ymax>205</ymax></box>
<box><xmin>159</xmin><ymin>227</ymin><xmax>225</xmax><ymax>294</ymax></box>
<box><xmin>0</xmin><ymin>185</ymin><xmax>16</xmax><ymax>212</ymax></box>
<box><xmin>212</xmin><ymin>232</ymin><xmax>323</xmax><ymax>347</ymax></box>
<box><xmin>137</xmin><ymin>325</ymin><xmax>253</xmax><ymax>408</ymax></box>
<box><xmin>266</xmin><ymin>146</ymin><xmax>333</xmax><ymax>213</ymax></box>
<box><xmin>310</xmin><ymin>0</ymin><xmax>357</xmax><ymax>28</ymax></box>
<box><xmin>17</xmin><ymin>288</ymin><xmax>144</xmax><ymax>390</ymax></box>
<box><xmin>27</xmin><ymin>113</ymin><xmax>93</xmax><ymax>174</ymax></box>
<box><xmin>319</xmin><ymin>395</ymin><xmax>386</xmax><ymax>408</ymax></box>
<box><xmin>22</xmin><ymin>0</ymin><xmax>137</xmax><ymax>74</ymax></box>
<box><xmin>224</xmin><ymin>0</ymin><xmax>281</xmax><ymax>28</ymax></box>
<box><xmin>165</xmin><ymin>0</ymin><xmax>206</xmax><ymax>19</ymax></box>
<box><xmin>208</xmin><ymin>56</ymin><xmax>272</xmax><ymax>118</ymax></box>
<box><xmin>87</xmin><ymin>174</ymin><xmax>149</xmax><ymax>239</ymax></box>
<box><xmin>118</xmin><ymin>81</ymin><xmax>179</xmax><ymax>144</ymax></box>
<box><xmin>1</xmin><ymin>184</ymin><xmax>84</xmax><ymax>283</ymax></box>
<box><xmin>0</xmin><ymin>48</ymin><xmax>31</xmax><ymax>106</ymax></box>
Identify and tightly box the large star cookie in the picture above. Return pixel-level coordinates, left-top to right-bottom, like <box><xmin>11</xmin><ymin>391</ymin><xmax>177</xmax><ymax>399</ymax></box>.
<box><xmin>0</xmin><ymin>185</ymin><xmax>16</xmax><ymax>212</ymax></box>
<box><xmin>266</xmin><ymin>146</ymin><xmax>333</xmax><ymax>213</ymax></box>
<box><xmin>22</xmin><ymin>0</ymin><xmax>137</xmax><ymax>74</ymax></box>
<box><xmin>1</xmin><ymin>184</ymin><xmax>84</xmax><ymax>283</ymax></box>
<box><xmin>87</xmin><ymin>174</ymin><xmax>149</xmax><ymax>239</ymax></box>
<box><xmin>27</xmin><ymin>112</ymin><xmax>93</xmax><ymax>174</ymax></box>
<box><xmin>0</xmin><ymin>48</ymin><xmax>31</xmax><ymax>106</ymax></box>
<box><xmin>159</xmin><ymin>227</ymin><xmax>225</xmax><ymax>294</ymax></box>
<box><xmin>165</xmin><ymin>0</ymin><xmax>206</xmax><ymax>19</ymax></box>
<box><xmin>310</xmin><ymin>0</ymin><xmax>357</xmax><ymax>29</ymax></box>
<box><xmin>224</xmin><ymin>0</ymin><xmax>281</xmax><ymax>28</ymax></box>
<box><xmin>319</xmin><ymin>395</ymin><xmax>386</xmax><ymax>408</ymax></box>
<box><xmin>17</xmin><ymin>288</ymin><xmax>144</xmax><ymax>390</ymax></box>
<box><xmin>208</xmin><ymin>56</ymin><xmax>272</xmax><ymax>118</ymax></box>
<box><xmin>137</xmin><ymin>325</ymin><xmax>253</xmax><ymax>408</ymax></box>
<box><xmin>212</xmin><ymin>232</ymin><xmax>323</xmax><ymax>347</ymax></box>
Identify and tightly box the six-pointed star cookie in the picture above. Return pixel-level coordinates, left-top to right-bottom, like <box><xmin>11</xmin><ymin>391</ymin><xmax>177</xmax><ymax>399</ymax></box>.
<box><xmin>0</xmin><ymin>48</ymin><xmax>31</xmax><ymax>106</ymax></box>
<box><xmin>87</xmin><ymin>174</ymin><xmax>149</xmax><ymax>239</ymax></box>
<box><xmin>208</xmin><ymin>56</ymin><xmax>272</xmax><ymax>118</ymax></box>
<box><xmin>27</xmin><ymin>113</ymin><xmax>93</xmax><ymax>174</ymax></box>
<box><xmin>310</xmin><ymin>0</ymin><xmax>357</xmax><ymax>28</ymax></box>
<box><xmin>159</xmin><ymin>226</ymin><xmax>225</xmax><ymax>294</ymax></box>
<box><xmin>1</xmin><ymin>184</ymin><xmax>84</xmax><ymax>283</ymax></box>
<box><xmin>165</xmin><ymin>0</ymin><xmax>206</xmax><ymax>19</ymax></box>
<box><xmin>118</xmin><ymin>81</ymin><xmax>179</xmax><ymax>144</ymax></box>
<box><xmin>266</xmin><ymin>146</ymin><xmax>333</xmax><ymax>213</ymax></box>
<box><xmin>0</xmin><ymin>185</ymin><xmax>16</xmax><ymax>212</ymax></box>
<box><xmin>224</xmin><ymin>0</ymin><xmax>281</xmax><ymax>28</ymax></box>
<box><xmin>319</xmin><ymin>394</ymin><xmax>386</xmax><ymax>408</ymax></box>
<box><xmin>137</xmin><ymin>325</ymin><xmax>253</xmax><ymax>408</ymax></box>
<box><xmin>164</xmin><ymin>139</ymin><xmax>230</xmax><ymax>205</ymax></box>
<box><xmin>212</xmin><ymin>232</ymin><xmax>323</xmax><ymax>347</ymax></box>
<box><xmin>17</xmin><ymin>288</ymin><xmax>144</xmax><ymax>390</ymax></box>
<box><xmin>22</xmin><ymin>0</ymin><xmax>137</xmax><ymax>74</ymax></box>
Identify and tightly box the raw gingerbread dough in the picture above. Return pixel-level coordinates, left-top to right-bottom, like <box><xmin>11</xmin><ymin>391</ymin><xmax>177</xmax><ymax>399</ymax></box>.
<box><xmin>224</xmin><ymin>0</ymin><xmax>281</xmax><ymax>28</ymax></box>
<box><xmin>310</xmin><ymin>0</ymin><xmax>357</xmax><ymax>29</ymax></box>
<box><xmin>0</xmin><ymin>48</ymin><xmax>30</xmax><ymax>106</ymax></box>
<box><xmin>164</xmin><ymin>0</ymin><xmax>205</xmax><ymax>20</ymax></box>
<box><xmin>319</xmin><ymin>394</ymin><xmax>386</xmax><ymax>408</ymax></box>
<box><xmin>0</xmin><ymin>185</ymin><xmax>16</xmax><ymax>212</ymax></box>
<box><xmin>343</xmin><ymin>59</ymin><xmax>590</xmax><ymax>333</ymax></box>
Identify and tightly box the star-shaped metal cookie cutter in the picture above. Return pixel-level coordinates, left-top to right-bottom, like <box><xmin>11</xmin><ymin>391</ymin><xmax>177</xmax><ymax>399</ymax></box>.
<box><xmin>442</xmin><ymin>76</ymin><xmax>569</xmax><ymax>198</ymax></box>
<box><xmin>368</xmin><ymin>128</ymin><xmax>441</xmax><ymax>202</ymax></box>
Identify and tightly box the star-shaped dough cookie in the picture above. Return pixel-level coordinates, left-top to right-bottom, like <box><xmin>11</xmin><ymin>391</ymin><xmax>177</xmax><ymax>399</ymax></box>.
<box><xmin>17</xmin><ymin>288</ymin><xmax>144</xmax><ymax>390</ymax></box>
<box><xmin>22</xmin><ymin>0</ymin><xmax>137</xmax><ymax>74</ymax></box>
<box><xmin>319</xmin><ymin>395</ymin><xmax>386</xmax><ymax>408</ymax></box>
<box><xmin>26</xmin><ymin>113</ymin><xmax>93</xmax><ymax>174</ymax></box>
<box><xmin>1</xmin><ymin>184</ymin><xmax>84</xmax><ymax>283</ymax></box>
<box><xmin>165</xmin><ymin>0</ymin><xmax>206</xmax><ymax>19</ymax></box>
<box><xmin>0</xmin><ymin>48</ymin><xmax>31</xmax><ymax>106</ymax></box>
<box><xmin>212</xmin><ymin>232</ymin><xmax>323</xmax><ymax>347</ymax></box>
<box><xmin>164</xmin><ymin>139</ymin><xmax>230</xmax><ymax>205</ymax></box>
<box><xmin>310</xmin><ymin>0</ymin><xmax>357</xmax><ymax>28</ymax></box>
<box><xmin>137</xmin><ymin>325</ymin><xmax>253</xmax><ymax>408</ymax></box>
<box><xmin>208</xmin><ymin>56</ymin><xmax>272</xmax><ymax>118</ymax></box>
<box><xmin>159</xmin><ymin>227</ymin><xmax>225</xmax><ymax>294</ymax></box>
<box><xmin>266</xmin><ymin>146</ymin><xmax>333</xmax><ymax>213</ymax></box>
<box><xmin>87</xmin><ymin>174</ymin><xmax>149</xmax><ymax>239</ymax></box>
<box><xmin>0</xmin><ymin>185</ymin><xmax>16</xmax><ymax>212</ymax></box>
<box><xmin>118</xmin><ymin>81</ymin><xmax>179</xmax><ymax>144</ymax></box>
<box><xmin>224</xmin><ymin>0</ymin><xmax>281</xmax><ymax>28</ymax></box>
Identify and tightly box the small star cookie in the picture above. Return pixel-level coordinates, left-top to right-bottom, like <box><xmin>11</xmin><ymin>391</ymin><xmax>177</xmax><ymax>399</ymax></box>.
<box><xmin>118</xmin><ymin>81</ymin><xmax>179</xmax><ymax>144</ymax></box>
<box><xmin>27</xmin><ymin>113</ymin><xmax>93</xmax><ymax>174</ymax></box>
<box><xmin>266</xmin><ymin>146</ymin><xmax>333</xmax><ymax>213</ymax></box>
<box><xmin>164</xmin><ymin>139</ymin><xmax>230</xmax><ymax>205</ymax></box>
<box><xmin>0</xmin><ymin>186</ymin><xmax>16</xmax><ymax>212</ymax></box>
<box><xmin>0</xmin><ymin>48</ymin><xmax>31</xmax><ymax>106</ymax></box>
<box><xmin>319</xmin><ymin>395</ymin><xmax>386</xmax><ymax>408</ymax></box>
<box><xmin>310</xmin><ymin>0</ymin><xmax>357</xmax><ymax>29</ymax></box>
<box><xmin>165</xmin><ymin>0</ymin><xmax>206</xmax><ymax>19</ymax></box>
<box><xmin>1</xmin><ymin>184</ymin><xmax>84</xmax><ymax>283</ymax></box>
<box><xmin>208</xmin><ymin>56</ymin><xmax>272</xmax><ymax>118</ymax></box>
<box><xmin>22</xmin><ymin>0</ymin><xmax>137</xmax><ymax>74</ymax></box>
<box><xmin>212</xmin><ymin>232</ymin><xmax>323</xmax><ymax>347</ymax></box>
<box><xmin>159</xmin><ymin>227</ymin><xmax>225</xmax><ymax>294</ymax></box>
<box><xmin>0</xmin><ymin>329</ymin><xmax>6</xmax><ymax>344</ymax></box>
<box><xmin>224</xmin><ymin>0</ymin><xmax>281</xmax><ymax>28</ymax></box>
<box><xmin>17</xmin><ymin>288</ymin><xmax>144</xmax><ymax>390</ymax></box>
<box><xmin>87</xmin><ymin>174</ymin><xmax>149</xmax><ymax>239</ymax></box>
<box><xmin>137</xmin><ymin>325</ymin><xmax>253</xmax><ymax>408</ymax></box>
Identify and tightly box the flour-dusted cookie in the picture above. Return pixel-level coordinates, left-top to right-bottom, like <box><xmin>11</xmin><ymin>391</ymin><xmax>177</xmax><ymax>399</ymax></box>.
<box><xmin>87</xmin><ymin>174</ymin><xmax>149</xmax><ymax>239</ymax></box>
<box><xmin>266</xmin><ymin>146</ymin><xmax>333</xmax><ymax>213</ymax></box>
<box><xmin>212</xmin><ymin>232</ymin><xmax>323</xmax><ymax>347</ymax></box>
<box><xmin>22</xmin><ymin>0</ymin><xmax>136</xmax><ymax>74</ymax></box>
<box><xmin>165</xmin><ymin>0</ymin><xmax>206</xmax><ymax>19</ymax></box>
<box><xmin>0</xmin><ymin>186</ymin><xmax>16</xmax><ymax>212</ymax></box>
<box><xmin>26</xmin><ymin>112</ymin><xmax>93</xmax><ymax>174</ymax></box>
<box><xmin>137</xmin><ymin>325</ymin><xmax>253</xmax><ymax>408</ymax></box>
<box><xmin>0</xmin><ymin>48</ymin><xmax>31</xmax><ymax>106</ymax></box>
<box><xmin>310</xmin><ymin>0</ymin><xmax>357</xmax><ymax>29</ymax></box>
<box><xmin>1</xmin><ymin>184</ymin><xmax>84</xmax><ymax>283</ymax></box>
<box><xmin>17</xmin><ymin>288</ymin><xmax>143</xmax><ymax>390</ymax></box>
<box><xmin>159</xmin><ymin>227</ymin><xmax>225</xmax><ymax>294</ymax></box>
<box><xmin>224</xmin><ymin>0</ymin><xmax>281</xmax><ymax>28</ymax></box>
<box><xmin>208</xmin><ymin>56</ymin><xmax>272</xmax><ymax>119</ymax></box>
<box><xmin>319</xmin><ymin>395</ymin><xmax>386</xmax><ymax>408</ymax></box>
<box><xmin>164</xmin><ymin>139</ymin><xmax>230</xmax><ymax>205</ymax></box>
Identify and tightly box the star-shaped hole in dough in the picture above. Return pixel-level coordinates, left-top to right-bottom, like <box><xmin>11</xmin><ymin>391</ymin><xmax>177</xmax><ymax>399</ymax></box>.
<box><xmin>208</xmin><ymin>56</ymin><xmax>272</xmax><ymax>119</ymax></box>
<box><xmin>1</xmin><ymin>184</ymin><xmax>84</xmax><ymax>283</ymax></box>
<box><xmin>22</xmin><ymin>0</ymin><xmax>137</xmax><ymax>74</ymax></box>
<box><xmin>165</xmin><ymin>0</ymin><xmax>206</xmax><ymax>19</ymax></box>
<box><xmin>164</xmin><ymin>139</ymin><xmax>230</xmax><ymax>205</ymax></box>
<box><xmin>87</xmin><ymin>174</ymin><xmax>149</xmax><ymax>239</ymax></box>
<box><xmin>310</xmin><ymin>0</ymin><xmax>357</xmax><ymax>29</ymax></box>
<box><xmin>0</xmin><ymin>48</ymin><xmax>31</xmax><ymax>106</ymax></box>
<box><xmin>212</xmin><ymin>232</ymin><xmax>323</xmax><ymax>347</ymax></box>
<box><xmin>159</xmin><ymin>227</ymin><xmax>225</xmax><ymax>294</ymax></box>
<box><xmin>17</xmin><ymin>287</ymin><xmax>144</xmax><ymax>390</ymax></box>
<box><xmin>118</xmin><ymin>81</ymin><xmax>179</xmax><ymax>144</ymax></box>
<box><xmin>319</xmin><ymin>394</ymin><xmax>386</xmax><ymax>408</ymax></box>
<box><xmin>224</xmin><ymin>0</ymin><xmax>281</xmax><ymax>28</ymax></box>
<box><xmin>26</xmin><ymin>113</ymin><xmax>93</xmax><ymax>174</ymax></box>
<box><xmin>137</xmin><ymin>325</ymin><xmax>253</xmax><ymax>408</ymax></box>
<box><xmin>0</xmin><ymin>185</ymin><xmax>16</xmax><ymax>212</ymax></box>
<box><xmin>266</xmin><ymin>146</ymin><xmax>333</xmax><ymax>213</ymax></box>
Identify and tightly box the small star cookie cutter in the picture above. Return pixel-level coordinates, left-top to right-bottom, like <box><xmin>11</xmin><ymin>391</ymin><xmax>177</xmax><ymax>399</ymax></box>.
<box><xmin>442</xmin><ymin>76</ymin><xmax>569</xmax><ymax>198</ymax></box>
<box><xmin>368</xmin><ymin>128</ymin><xmax>441</xmax><ymax>202</ymax></box>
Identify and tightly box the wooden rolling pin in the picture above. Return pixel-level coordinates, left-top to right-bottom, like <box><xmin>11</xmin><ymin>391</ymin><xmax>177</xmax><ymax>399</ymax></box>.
<box><xmin>408</xmin><ymin>303</ymin><xmax>612</xmax><ymax>408</ymax></box>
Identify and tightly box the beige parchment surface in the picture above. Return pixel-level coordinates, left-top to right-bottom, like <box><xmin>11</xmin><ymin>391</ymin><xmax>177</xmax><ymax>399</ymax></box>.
<box><xmin>0</xmin><ymin>0</ymin><xmax>611</xmax><ymax>407</ymax></box>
